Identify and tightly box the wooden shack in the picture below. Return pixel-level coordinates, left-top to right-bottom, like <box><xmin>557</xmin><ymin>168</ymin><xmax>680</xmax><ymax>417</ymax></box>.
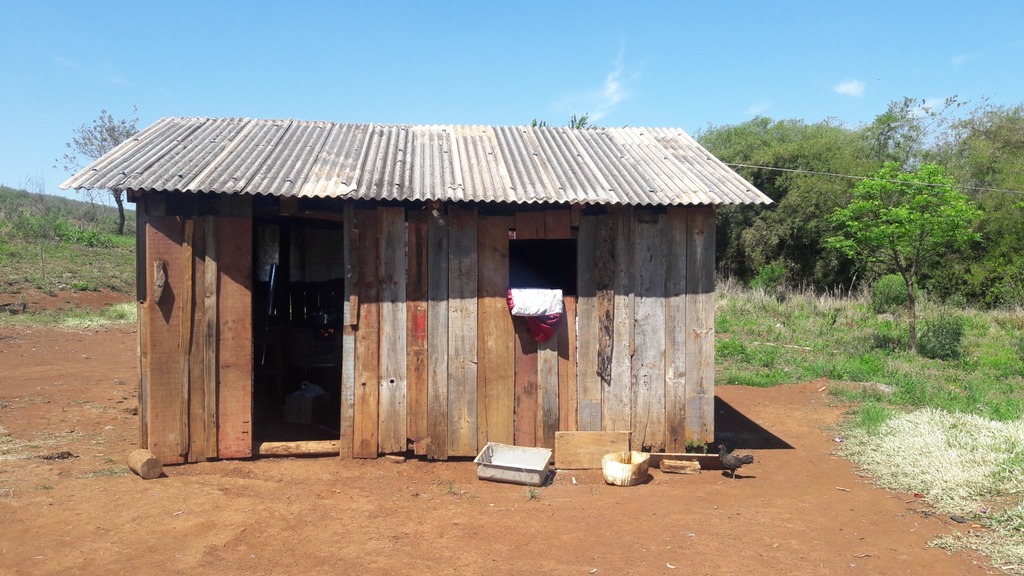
<box><xmin>61</xmin><ymin>118</ymin><xmax>771</xmax><ymax>464</ymax></box>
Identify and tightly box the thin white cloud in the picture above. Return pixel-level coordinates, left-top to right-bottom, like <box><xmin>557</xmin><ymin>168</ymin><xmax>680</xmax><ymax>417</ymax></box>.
<box><xmin>745</xmin><ymin>101</ymin><xmax>771</xmax><ymax>116</ymax></box>
<box><xmin>555</xmin><ymin>46</ymin><xmax>635</xmax><ymax>123</ymax></box>
<box><xmin>834</xmin><ymin>79</ymin><xmax>865</xmax><ymax>97</ymax></box>
<box><xmin>52</xmin><ymin>55</ymin><xmax>134</xmax><ymax>88</ymax></box>
<box><xmin>951</xmin><ymin>54</ymin><xmax>972</xmax><ymax>66</ymax></box>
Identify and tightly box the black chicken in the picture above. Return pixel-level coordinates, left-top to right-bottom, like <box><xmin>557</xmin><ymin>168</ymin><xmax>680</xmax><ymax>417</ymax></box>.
<box><xmin>718</xmin><ymin>444</ymin><xmax>754</xmax><ymax>479</ymax></box>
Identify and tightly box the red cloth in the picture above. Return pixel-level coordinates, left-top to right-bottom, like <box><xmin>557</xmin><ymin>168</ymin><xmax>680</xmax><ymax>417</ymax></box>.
<box><xmin>527</xmin><ymin>314</ymin><xmax>561</xmax><ymax>343</ymax></box>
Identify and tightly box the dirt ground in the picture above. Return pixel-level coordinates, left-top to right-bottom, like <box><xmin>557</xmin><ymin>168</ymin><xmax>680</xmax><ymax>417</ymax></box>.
<box><xmin>0</xmin><ymin>291</ymin><xmax>998</xmax><ymax>575</ymax></box>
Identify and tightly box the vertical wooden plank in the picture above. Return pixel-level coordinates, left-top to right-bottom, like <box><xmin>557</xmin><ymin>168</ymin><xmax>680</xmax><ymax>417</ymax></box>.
<box><xmin>477</xmin><ymin>215</ymin><xmax>515</xmax><ymax>447</ymax></box>
<box><xmin>537</xmin><ymin>335</ymin><xmax>559</xmax><ymax>448</ymax></box>
<box><xmin>354</xmin><ymin>208</ymin><xmax>380</xmax><ymax>458</ymax></box>
<box><xmin>187</xmin><ymin>220</ymin><xmax>207</xmax><ymax>462</ymax></box>
<box><xmin>631</xmin><ymin>209</ymin><xmax>667</xmax><ymax>451</ymax></box>
<box><xmin>143</xmin><ymin>215</ymin><xmax>186</xmax><ymax>464</ymax></box>
<box><xmin>595</xmin><ymin>213</ymin><xmax>617</xmax><ymax>427</ymax></box>
<box><xmin>544</xmin><ymin>208</ymin><xmax>572</xmax><ymax>239</ymax></box>
<box><xmin>340</xmin><ymin>204</ymin><xmax>357</xmax><ymax>457</ymax></box>
<box><xmin>217</xmin><ymin>213</ymin><xmax>253</xmax><ymax>459</ymax></box>
<box><xmin>558</xmin><ymin>295</ymin><xmax>577</xmax><ymax>432</ymax></box>
<box><xmin>426</xmin><ymin>207</ymin><xmax>450</xmax><ymax>460</ymax></box>
<box><xmin>179</xmin><ymin>219</ymin><xmax>194</xmax><ymax>462</ymax></box>
<box><xmin>406</xmin><ymin>209</ymin><xmax>429</xmax><ymax>455</ymax></box>
<box><xmin>135</xmin><ymin>200</ymin><xmax>149</xmax><ymax>451</ymax></box>
<box><xmin>202</xmin><ymin>216</ymin><xmax>218</xmax><ymax>458</ymax></box>
<box><xmin>665</xmin><ymin>207</ymin><xmax>688</xmax><ymax>452</ymax></box>
<box><xmin>378</xmin><ymin>207</ymin><xmax>408</xmax><ymax>454</ymax></box>
<box><xmin>447</xmin><ymin>205</ymin><xmax>478</xmax><ymax>457</ymax></box>
<box><xmin>515</xmin><ymin>211</ymin><xmax>545</xmax><ymax>240</ymax></box>
<box><xmin>513</xmin><ymin>317</ymin><xmax>538</xmax><ymax>447</ymax></box>
<box><xmin>575</xmin><ymin>215</ymin><xmax>601</xmax><ymax>431</ymax></box>
<box><xmin>685</xmin><ymin>206</ymin><xmax>716</xmax><ymax>446</ymax></box>
<box><xmin>607</xmin><ymin>207</ymin><xmax>634</xmax><ymax>436</ymax></box>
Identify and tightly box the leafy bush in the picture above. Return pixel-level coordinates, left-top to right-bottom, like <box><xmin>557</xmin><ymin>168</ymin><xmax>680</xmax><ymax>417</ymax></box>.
<box><xmin>871</xmin><ymin>274</ymin><xmax>910</xmax><ymax>314</ymax></box>
<box><xmin>919</xmin><ymin>316</ymin><xmax>967</xmax><ymax>360</ymax></box>
<box><xmin>871</xmin><ymin>319</ymin><xmax>908</xmax><ymax>352</ymax></box>
<box><xmin>749</xmin><ymin>262</ymin><xmax>785</xmax><ymax>293</ymax></box>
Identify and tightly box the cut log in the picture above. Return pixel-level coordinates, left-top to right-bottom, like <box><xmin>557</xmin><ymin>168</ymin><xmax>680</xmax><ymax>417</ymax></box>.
<box><xmin>127</xmin><ymin>449</ymin><xmax>163</xmax><ymax>479</ymax></box>
<box><xmin>659</xmin><ymin>459</ymin><xmax>701</xmax><ymax>474</ymax></box>
<box><xmin>256</xmin><ymin>440</ymin><xmax>341</xmax><ymax>457</ymax></box>
<box><xmin>555</xmin><ymin>431</ymin><xmax>630</xmax><ymax>469</ymax></box>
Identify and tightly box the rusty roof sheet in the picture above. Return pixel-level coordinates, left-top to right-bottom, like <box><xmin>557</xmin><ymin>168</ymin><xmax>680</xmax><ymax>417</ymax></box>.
<box><xmin>60</xmin><ymin>117</ymin><xmax>771</xmax><ymax>206</ymax></box>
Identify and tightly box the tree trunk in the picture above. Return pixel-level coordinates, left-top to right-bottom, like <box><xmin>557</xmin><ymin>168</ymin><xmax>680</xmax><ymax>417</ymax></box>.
<box><xmin>905</xmin><ymin>275</ymin><xmax>918</xmax><ymax>352</ymax></box>
<box><xmin>112</xmin><ymin>190</ymin><xmax>126</xmax><ymax>235</ymax></box>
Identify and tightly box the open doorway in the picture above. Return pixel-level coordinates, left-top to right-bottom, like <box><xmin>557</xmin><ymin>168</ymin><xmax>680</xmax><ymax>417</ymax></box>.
<box><xmin>252</xmin><ymin>219</ymin><xmax>344</xmax><ymax>443</ymax></box>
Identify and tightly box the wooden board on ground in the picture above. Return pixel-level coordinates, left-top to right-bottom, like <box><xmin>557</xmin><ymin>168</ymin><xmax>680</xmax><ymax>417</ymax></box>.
<box><xmin>646</xmin><ymin>452</ymin><xmax>724</xmax><ymax>470</ymax></box>
<box><xmin>554</xmin><ymin>431</ymin><xmax>630</xmax><ymax>469</ymax></box>
<box><xmin>659</xmin><ymin>459</ymin><xmax>701</xmax><ymax>474</ymax></box>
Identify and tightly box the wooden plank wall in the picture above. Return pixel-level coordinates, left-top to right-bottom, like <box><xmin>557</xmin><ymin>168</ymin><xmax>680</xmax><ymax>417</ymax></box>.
<box><xmin>138</xmin><ymin>197</ymin><xmax>253</xmax><ymax>465</ymax></box>
<box><xmin>138</xmin><ymin>198</ymin><xmax>716</xmax><ymax>462</ymax></box>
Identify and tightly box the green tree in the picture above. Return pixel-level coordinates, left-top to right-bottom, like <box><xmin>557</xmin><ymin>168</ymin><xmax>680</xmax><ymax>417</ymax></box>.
<box><xmin>827</xmin><ymin>163</ymin><xmax>981</xmax><ymax>351</ymax></box>
<box><xmin>936</xmin><ymin>103</ymin><xmax>1024</xmax><ymax>306</ymax></box>
<box><xmin>698</xmin><ymin>117</ymin><xmax>877</xmax><ymax>288</ymax></box>
<box><xmin>58</xmin><ymin>107</ymin><xmax>139</xmax><ymax>235</ymax></box>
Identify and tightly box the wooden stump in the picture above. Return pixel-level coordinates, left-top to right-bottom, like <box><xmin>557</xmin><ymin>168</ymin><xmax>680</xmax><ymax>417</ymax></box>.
<box><xmin>127</xmin><ymin>449</ymin><xmax>163</xmax><ymax>479</ymax></box>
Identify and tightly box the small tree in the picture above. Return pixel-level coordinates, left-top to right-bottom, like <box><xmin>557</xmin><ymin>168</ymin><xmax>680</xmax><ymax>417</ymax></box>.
<box><xmin>827</xmin><ymin>162</ymin><xmax>981</xmax><ymax>352</ymax></box>
<box><xmin>58</xmin><ymin>107</ymin><xmax>139</xmax><ymax>235</ymax></box>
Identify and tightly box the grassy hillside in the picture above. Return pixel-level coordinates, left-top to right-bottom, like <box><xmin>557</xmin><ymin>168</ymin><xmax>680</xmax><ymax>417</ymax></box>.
<box><xmin>0</xmin><ymin>185</ymin><xmax>135</xmax><ymax>297</ymax></box>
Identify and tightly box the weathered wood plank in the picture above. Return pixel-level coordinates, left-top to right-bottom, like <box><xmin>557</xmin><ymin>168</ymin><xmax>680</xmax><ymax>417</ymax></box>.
<box><xmin>406</xmin><ymin>209</ymin><xmax>429</xmax><ymax>455</ymax></box>
<box><xmin>594</xmin><ymin>213</ymin><xmax>617</xmax><ymax>423</ymax></box>
<box><xmin>575</xmin><ymin>215</ymin><xmax>601</xmax><ymax>431</ymax></box>
<box><xmin>135</xmin><ymin>200</ymin><xmax>149</xmax><ymax>451</ymax></box>
<box><xmin>477</xmin><ymin>215</ymin><xmax>514</xmax><ymax>447</ymax></box>
<box><xmin>685</xmin><ymin>206</ymin><xmax>716</xmax><ymax>445</ymax></box>
<box><xmin>544</xmin><ymin>208</ymin><xmax>571</xmax><ymax>239</ymax></box>
<box><xmin>515</xmin><ymin>211</ymin><xmax>545</xmax><ymax>240</ymax></box>
<box><xmin>217</xmin><ymin>214</ymin><xmax>253</xmax><ymax>459</ymax></box>
<box><xmin>647</xmin><ymin>452</ymin><xmax>724</xmax><ymax>470</ymax></box>
<box><xmin>537</xmin><ymin>334</ymin><xmax>559</xmax><ymax>449</ymax></box>
<box><xmin>558</xmin><ymin>295</ymin><xmax>577</xmax><ymax>432</ymax></box>
<box><xmin>144</xmin><ymin>216</ymin><xmax>186</xmax><ymax>464</ymax></box>
<box><xmin>187</xmin><ymin>220</ymin><xmax>207</xmax><ymax>462</ymax></box>
<box><xmin>378</xmin><ymin>207</ymin><xmax>408</xmax><ymax>454</ymax></box>
<box><xmin>631</xmin><ymin>209</ymin><xmax>667</xmax><ymax>451</ymax></box>
<box><xmin>606</xmin><ymin>207</ymin><xmax>634</xmax><ymax>436</ymax></box>
<box><xmin>426</xmin><ymin>208</ymin><xmax>450</xmax><ymax>460</ymax></box>
<box><xmin>665</xmin><ymin>207</ymin><xmax>688</xmax><ymax>451</ymax></box>
<box><xmin>554</xmin><ymin>431</ymin><xmax>630</xmax><ymax>469</ymax></box>
<box><xmin>353</xmin><ymin>208</ymin><xmax>380</xmax><ymax>458</ymax></box>
<box><xmin>447</xmin><ymin>205</ymin><xmax>478</xmax><ymax>457</ymax></box>
<box><xmin>180</xmin><ymin>219</ymin><xmax>195</xmax><ymax>462</ymax></box>
<box><xmin>202</xmin><ymin>216</ymin><xmax>218</xmax><ymax>459</ymax></box>
<box><xmin>339</xmin><ymin>204</ymin><xmax>357</xmax><ymax>457</ymax></box>
<box><xmin>513</xmin><ymin>317</ymin><xmax>538</xmax><ymax>447</ymax></box>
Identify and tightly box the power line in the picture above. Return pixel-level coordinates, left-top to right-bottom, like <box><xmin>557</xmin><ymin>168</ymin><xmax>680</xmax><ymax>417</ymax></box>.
<box><xmin>725</xmin><ymin>162</ymin><xmax>1024</xmax><ymax>196</ymax></box>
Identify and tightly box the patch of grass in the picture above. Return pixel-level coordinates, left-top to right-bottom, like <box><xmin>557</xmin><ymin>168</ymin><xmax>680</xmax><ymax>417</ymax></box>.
<box><xmin>79</xmin><ymin>466</ymin><xmax>128</xmax><ymax>479</ymax></box>
<box><xmin>841</xmin><ymin>409</ymin><xmax>1024</xmax><ymax>571</ymax></box>
<box><xmin>524</xmin><ymin>487</ymin><xmax>541</xmax><ymax>501</ymax></box>
<box><xmin>716</xmin><ymin>281</ymin><xmax>1024</xmax><ymax>421</ymax></box>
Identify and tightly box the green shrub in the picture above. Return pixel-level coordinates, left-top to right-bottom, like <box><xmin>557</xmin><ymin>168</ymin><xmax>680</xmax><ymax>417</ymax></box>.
<box><xmin>871</xmin><ymin>274</ymin><xmax>910</xmax><ymax>314</ymax></box>
<box><xmin>919</xmin><ymin>315</ymin><xmax>966</xmax><ymax>360</ymax></box>
<box><xmin>749</xmin><ymin>262</ymin><xmax>785</xmax><ymax>293</ymax></box>
<box><xmin>871</xmin><ymin>320</ymin><xmax>907</xmax><ymax>352</ymax></box>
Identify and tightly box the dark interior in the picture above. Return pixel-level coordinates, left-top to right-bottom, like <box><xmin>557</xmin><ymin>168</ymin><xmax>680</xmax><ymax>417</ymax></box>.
<box><xmin>252</xmin><ymin>220</ymin><xmax>344</xmax><ymax>443</ymax></box>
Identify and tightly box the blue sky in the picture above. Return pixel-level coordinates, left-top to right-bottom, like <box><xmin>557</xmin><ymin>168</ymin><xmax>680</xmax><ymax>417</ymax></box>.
<box><xmin>2</xmin><ymin>1</ymin><xmax>1023</xmax><ymax>199</ymax></box>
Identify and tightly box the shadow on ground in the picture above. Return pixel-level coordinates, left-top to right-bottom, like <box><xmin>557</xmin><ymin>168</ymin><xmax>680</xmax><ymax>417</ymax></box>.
<box><xmin>713</xmin><ymin>396</ymin><xmax>793</xmax><ymax>451</ymax></box>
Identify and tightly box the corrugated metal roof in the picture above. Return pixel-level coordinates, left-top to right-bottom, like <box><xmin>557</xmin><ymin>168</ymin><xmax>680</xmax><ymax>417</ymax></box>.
<box><xmin>60</xmin><ymin>117</ymin><xmax>771</xmax><ymax>206</ymax></box>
